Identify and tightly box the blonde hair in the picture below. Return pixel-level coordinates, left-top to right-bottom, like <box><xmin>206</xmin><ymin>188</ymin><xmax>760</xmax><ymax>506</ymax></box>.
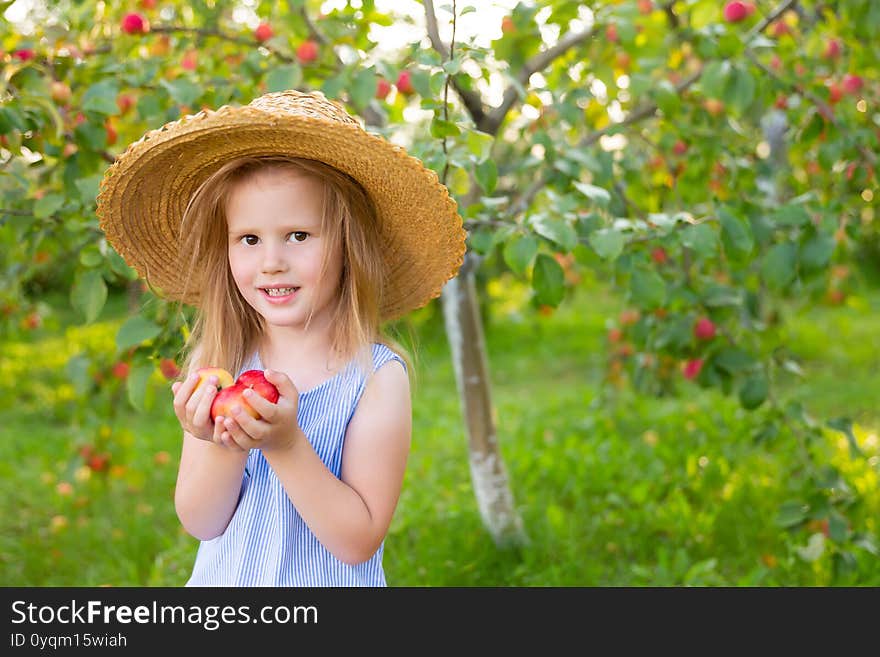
<box><xmin>175</xmin><ymin>156</ymin><xmax>411</xmax><ymax>382</ymax></box>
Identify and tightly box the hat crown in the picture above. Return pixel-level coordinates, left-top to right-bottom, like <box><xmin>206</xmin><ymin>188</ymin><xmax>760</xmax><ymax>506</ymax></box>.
<box><xmin>248</xmin><ymin>89</ymin><xmax>361</xmax><ymax>129</ymax></box>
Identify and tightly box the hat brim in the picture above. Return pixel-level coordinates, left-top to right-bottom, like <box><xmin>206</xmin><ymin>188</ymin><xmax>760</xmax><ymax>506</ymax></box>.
<box><xmin>96</xmin><ymin>105</ymin><xmax>466</xmax><ymax>321</ymax></box>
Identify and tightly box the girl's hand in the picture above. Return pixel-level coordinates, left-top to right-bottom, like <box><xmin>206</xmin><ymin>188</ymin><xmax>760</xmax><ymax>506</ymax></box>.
<box><xmin>171</xmin><ymin>372</ymin><xmax>220</xmax><ymax>443</ymax></box>
<box><xmin>219</xmin><ymin>370</ymin><xmax>300</xmax><ymax>453</ymax></box>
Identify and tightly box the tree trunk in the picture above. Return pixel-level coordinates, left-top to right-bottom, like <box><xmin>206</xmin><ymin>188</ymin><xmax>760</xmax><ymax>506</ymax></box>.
<box><xmin>441</xmin><ymin>251</ymin><xmax>527</xmax><ymax>547</ymax></box>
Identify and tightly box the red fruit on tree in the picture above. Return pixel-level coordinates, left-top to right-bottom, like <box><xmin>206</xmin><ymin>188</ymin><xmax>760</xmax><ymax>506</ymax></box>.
<box><xmin>112</xmin><ymin>362</ymin><xmax>130</xmax><ymax>380</ymax></box>
<box><xmin>14</xmin><ymin>49</ymin><xmax>36</xmax><ymax>61</ymax></box>
<box><xmin>121</xmin><ymin>13</ymin><xmax>148</xmax><ymax>35</ymax></box>
<box><xmin>608</xmin><ymin>327</ymin><xmax>623</xmax><ymax>343</ymax></box>
<box><xmin>827</xmin><ymin>81</ymin><xmax>843</xmax><ymax>104</ymax></box>
<box><xmin>296</xmin><ymin>40</ymin><xmax>319</xmax><ymax>64</ymax></box>
<box><xmin>87</xmin><ymin>453</ymin><xmax>110</xmax><ymax>473</ymax></box>
<box><xmin>638</xmin><ymin>0</ymin><xmax>654</xmax><ymax>15</ymax></box>
<box><xmin>181</xmin><ymin>50</ymin><xmax>198</xmax><ymax>71</ymax></box>
<box><xmin>140</xmin><ymin>0</ymin><xmax>157</xmax><ymax>8</ymax></box>
<box><xmin>375</xmin><ymin>78</ymin><xmax>391</xmax><ymax>100</ymax></box>
<box><xmin>105</xmin><ymin>120</ymin><xmax>117</xmax><ymax>146</ymax></box>
<box><xmin>254</xmin><ymin>22</ymin><xmax>273</xmax><ymax>43</ymax></box>
<box><xmin>694</xmin><ymin>317</ymin><xmax>717</xmax><ymax>341</ymax></box>
<box><xmin>723</xmin><ymin>1</ymin><xmax>749</xmax><ymax>23</ymax></box>
<box><xmin>501</xmin><ymin>16</ymin><xmax>515</xmax><ymax>34</ymax></box>
<box><xmin>159</xmin><ymin>358</ymin><xmax>181</xmax><ymax>381</ymax></box>
<box><xmin>50</xmin><ymin>81</ymin><xmax>72</xmax><ymax>104</ymax></box>
<box><xmin>605</xmin><ymin>23</ymin><xmax>619</xmax><ymax>42</ymax></box>
<box><xmin>682</xmin><ymin>358</ymin><xmax>704</xmax><ymax>380</ymax></box>
<box><xmin>673</xmin><ymin>140</ymin><xmax>688</xmax><ymax>156</ymax></box>
<box><xmin>396</xmin><ymin>70</ymin><xmax>414</xmax><ymax>94</ymax></box>
<box><xmin>822</xmin><ymin>39</ymin><xmax>842</xmax><ymax>59</ymax></box>
<box><xmin>842</xmin><ymin>74</ymin><xmax>863</xmax><ymax>95</ymax></box>
<box><xmin>651</xmin><ymin>247</ymin><xmax>668</xmax><ymax>265</ymax></box>
<box><xmin>116</xmin><ymin>94</ymin><xmax>135</xmax><ymax>115</ymax></box>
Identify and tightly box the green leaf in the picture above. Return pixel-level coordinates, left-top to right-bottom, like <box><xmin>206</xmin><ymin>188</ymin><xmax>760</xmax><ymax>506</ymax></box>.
<box><xmin>533</xmin><ymin>253</ymin><xmax>565</xmax><ymax>307</ymax></box>
<box><xmin>773</xmin><ymin>205</ymin><xmax>811</xmax><ymax>227</ymax></box>
<box><xmin>700</xmin><ymin>61</ymin><xmax>730</xmax><ymax>99</ymax></box>
<box><xmin>629</xmin><ymin>268</ymin><xmax>666</xmax><ymax>309</ymax></box>
<box><xmin>739</xmin><ymin>374</ymin><xmax>768</xmax><ymax>410</ymax></box>
<box><xmin>66</xmin><ymin>353</ymin><xmax>92</xmax><ymax>398</ymax></box>
<box><xmin>531</xmin><ymin>214</ymin><xmax>578</xmax><ymax>252</ymax></box>
<box><xmin>75</xmin><ymin>174</ymin><xmax>103</xmax><ymax>206</ymax></box>
<box><xmin>719</xmin><ymin>208</ymin><xmax>753</xmax><ymax>258</ymax></box>
<box><xmin>127</xmin><ymin>364</ymin><xmax>154</xmax><ymax>412</ymax></box>
<box><xmin>430</xmin><ymin>118</ymin><xmax>461</xmax><ymax>139</ymax></box>
<box><xmin>714</xmin><ymin>347</ymin><xmax>757</xmax><ymax>374</ymax></box>
<box><xmin>465</xmin><ymin>128</ymin><xmax>494</xmax><ymax>163</ymax></box>
<box><xmin>775</xmin><ymin>500</ymin><xmax>809</xmax><ymax>528</ymax></box>
<box><xmin>265</xmin><ymin>64</ymin><xmax>302</xmax><ymax>93</ymax></box>
<box><xmin>81</xmin><ymin>80</ymin><xmax>120</xmax><ymax>115</ymax></box>
<box><xmin>588</xmin><ymin>228</ymin><xmax>625</xmax><ymax>260</ymax></box>
<box><xmin>799</xmin><ymin>233</ymin><xmax>836</xmax><ymax>272</ymax></box>
<box><xmin>652</xmin><ymin>79</ymin><xmax>680</xmax><ymax>117</ymax></box>
<box><xmin>475</xmin><ymin>159</ymin><xmax>497</xmax><ymax>194</ymax></box>
<box><xmin>702</xmin><ymin>283</ymin><xmax>743</xmax><ymax>308</ymax></box>
<box><xmin>680</xmin><ymin>223</ymin><xmax>718</xmax><ymax>256</ymax></box>
<box><xmin>71</xmin><ymin>270</ymin><xmax>107</xmax><ymax>323</ymax></box>
<box><xmin>502</xmin><ymin>234</ymin><xmax>538</xmax><ymax>275</ymax></box>
<box><xmin>160</xmin><ymin>78</ymin><xmax>201</xmax><ymax>108</ymax></box>
<box><xmin>350</xmin><ymin>69</ymin><xmax>377</xmax><ymax>110</ymax></box>
<box><xmin>116</xmin><ymin>316</ymin><xmax>162</xmax><ymax>352</ymax></box>
<box><xmin>796</xmin><ymin>533</ymin><xmax>825</xmax><ymax>563</ymax></box>
<box><xmin>828</xmin><ymin>511</ymin><xmax>848</xmax><ymax>543</ymax></box>
<box><xmin>33</xmin><ymin>193</ymin><xmax>65</xmax><ymax>218</ymax></box>
<box><xmin>761</xmin><ymin>242</ymin><xmax>797</xmax><ymax>290</ymax></box>
<box><xmin>573</xmin><ymin>181</ymin><xmax>611</xmax><ymax>208</ymax></box>
<box><xmin>827</xmin><ymin>417</ymin><xmax>865</xmax><ymax>458</ymax></box>
<box><xmin>725</xmin><ymin>67</ymin><xmax>755</xmax><ymax>113</ymax></box>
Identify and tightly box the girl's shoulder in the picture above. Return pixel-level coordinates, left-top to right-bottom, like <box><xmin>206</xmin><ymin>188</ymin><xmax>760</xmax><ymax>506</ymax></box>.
<box><xmin>369</xmin><ymin>342</ymin><xmax>408</xmax><ymax>373</ymax></box>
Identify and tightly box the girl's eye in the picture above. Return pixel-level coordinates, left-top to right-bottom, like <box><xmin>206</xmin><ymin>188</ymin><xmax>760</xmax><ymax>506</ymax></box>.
<box><xmin>241</xmin><ymin>235</ymin><xmax>259</xmax><ymax>246</ymax></box>
<box><xmin>290</xmin><ymin>232</ymin><xmax>309</xmax><ymax>242</ymax></box>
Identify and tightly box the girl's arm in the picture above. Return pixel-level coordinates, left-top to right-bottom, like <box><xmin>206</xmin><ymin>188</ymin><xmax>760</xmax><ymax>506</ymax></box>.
<box><xmin>222</xmin><ymin>361</ymin><xmax>412</xmax><ymax>565</ymax></box>
<box><xmin>174</xmin><ymin>432</ymin><xmax>248</xmax><ymax>541</ymax></box>
<box><xmin>171</xmin><ymin>355</ymin><xmax>249</xmax><ymax>541</ymax></box>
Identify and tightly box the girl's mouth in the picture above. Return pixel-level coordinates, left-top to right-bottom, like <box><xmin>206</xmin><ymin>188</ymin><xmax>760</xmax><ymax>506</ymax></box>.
<box><xmin>260</xmin><ymin>287</ymin><xmax>299</xmax><ymax>303</ymax></box>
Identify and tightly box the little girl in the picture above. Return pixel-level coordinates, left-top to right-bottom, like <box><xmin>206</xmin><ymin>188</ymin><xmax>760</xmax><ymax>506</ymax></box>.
<box><xmin>96</xmin><ymin>90</ymin><xmax>466</xmax><ymax>586</ymax></box>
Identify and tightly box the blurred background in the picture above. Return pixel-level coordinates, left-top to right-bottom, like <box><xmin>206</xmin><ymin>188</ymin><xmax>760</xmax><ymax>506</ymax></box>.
<box><xmin>1</xmin><ymin>0</ymin><xmax>878</xmax><ymax>586</ymax></box>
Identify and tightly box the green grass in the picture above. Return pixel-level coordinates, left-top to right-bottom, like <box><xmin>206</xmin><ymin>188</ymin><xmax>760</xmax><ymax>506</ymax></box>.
<box><xmin>1</xmin><ymin>280</ymin><xmax>878</xmax><ymax>586</ymax></box>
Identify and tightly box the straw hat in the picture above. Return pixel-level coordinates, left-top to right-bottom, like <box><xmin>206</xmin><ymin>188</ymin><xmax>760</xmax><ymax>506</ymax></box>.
<box><xmin>96</xmin><ymin>89</ymin><xmax>466</xmax><ymax>321</ymax></box>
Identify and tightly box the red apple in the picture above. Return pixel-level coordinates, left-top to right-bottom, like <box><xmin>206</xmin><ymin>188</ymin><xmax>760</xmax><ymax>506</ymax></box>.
<box><xmin>112</xmin><ymin>362</ymin><xmax>130</xmax><ymax>380</ymax></box>
<box><xmin>822</xmin><ymin>39</ymin><xmax>842</xmax><ymax>59</ymax></box>
<box><xmin>673</xmin><ymin>140</ymin><xmax>688</xmax><ymax>156</ymax></box>
<box><xmin>842</xmin><ymin>74</ymin><xmax>863</xmax><ymax>95</ymax></box>
<box><xmin>651</xmin><ymin>247</ymin><xmax>668</xmax><ymax>264</ymax></box>
<box><xmin>121</xmin><ymin>12</ymin><xmax>148</xmax><ymax>35</ymax></box>
<box><xmin>50</xmin><ymin>81</ymin><xmax>71</xmax><ymax>104</ymax></box>
<box><xmin>682</xmin><ymin>358</ymin><xmax>704</xmax><ymax>380</ymax></box>
<box><xmin>87</xmin><ymin>452</ymin><xmax>110</xmax><ymax>472</ymax></box>
<box><xmin>159</xmin><ymin>358</ymin><xmax>181</xmax><ymax>381</ymax></box>
<box><xmin>181</xmin><ymin>50</ymin><xmax>198</xmax><ymax>71</ymax></box>
<box><xmin>605</xmin><ymin>23</ymin><xmax>619</xmax><ymax>42</ymax></box>
<box><xmin>105</xmin><ymin>120</ymin><xmax>117</xmax><ymax>145</ymax></box>
<box><xmin>501</xmin><ymin>16</ymin><xmax>515</xmax><ymax>34</ymax></box>
<box><xmin>723</xmin><ymin>1</ymin><xmax>749</xmax><ymax>23</ymax></box>
<box><xmin>694</xmin><ymin>317</ymin><xmax>716</xmax><ymax>341</ymax></box>
<box><xmin>375</xmin><ymin>77</ymin><xmax>391</xmax><ymax>100</ymax></box>
<box><xmin>14</xmin><ymin>49</ymin><xmax>36</xmax><ymax>61</ymax></box>
<box><xmin>255</xmin><ymin>22</ymin><xmax>273</xmax><ymax>43</ymax></box>
<box><xmin>703</xmin><ymin>98</ymin><xmax>724</xmax><ymax>116</ymax></box>
<box><xmin>638</xmin><ymin>0</ymin><xmax>654</xmax><ymax>14</ymax></box>
<box><xmin>211</xmin><ymin>370</ymin><xmax>279</xmax><ymax>421</ymax></box>
<box><xmin>396</xmin><ymin>70</ymin><xmax>414</xmax><ymax>94</ymax></box>
<box><xmin>116</xmin><ymin>94</ymin><xmax>135</xmax><ymax>115</ymax></box>
<box><xmin>296</xmin><ymin>40</ymin><xmax>319</xmax><ymax>64</ymax></box>
<box><xmin>194</xmin><ymin>367</ymin><xmax>235</xmax><ymax>394</ymax></box>
<box><xmin>827</xmin><ymin>81</ymin><xmax>843</xmax><ymax>104</ymax></box>
<box><xmin>141</xmin><ymin>0</ymin><xmax>157</xmax><ymax>8</ymax></box>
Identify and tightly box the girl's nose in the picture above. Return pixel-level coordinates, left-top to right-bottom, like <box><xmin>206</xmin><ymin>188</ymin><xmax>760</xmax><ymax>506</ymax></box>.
<box><xmin>261</xmin><ymin>244</ymin><xmax>288</xmax><ymax>272</ymax></box>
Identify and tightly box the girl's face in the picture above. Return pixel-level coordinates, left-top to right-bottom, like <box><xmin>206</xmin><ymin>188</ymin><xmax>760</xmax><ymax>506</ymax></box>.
<box><xmin>225</xmin><ymin>169</ymin><xmax>342</xmax><ymax>334</ymax></box>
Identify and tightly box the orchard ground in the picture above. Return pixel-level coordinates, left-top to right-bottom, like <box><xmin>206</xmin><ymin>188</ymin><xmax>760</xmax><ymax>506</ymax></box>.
<box><xmin>1</xmin><ymin>275</ymin><xmax>878</xmax><ymax>586</ymax></box>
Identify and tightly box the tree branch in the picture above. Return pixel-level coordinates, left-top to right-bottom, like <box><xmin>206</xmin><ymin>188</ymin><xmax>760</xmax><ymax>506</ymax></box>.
<box><xmin>423</xmin><ymin>0</ymin><xmax>487</xmax><ymax>125</ymax></box>
<box><xmin>482</xmin><ymin>26</ymin><xmax>598</xmax><ymax>135</ymax></box>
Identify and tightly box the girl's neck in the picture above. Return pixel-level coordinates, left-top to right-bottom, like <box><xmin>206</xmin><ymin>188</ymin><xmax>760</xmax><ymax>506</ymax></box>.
<box><xmin>258</xmin><ymin>325</ymin><xmax>342</xmax><ymax>374</ymax></box>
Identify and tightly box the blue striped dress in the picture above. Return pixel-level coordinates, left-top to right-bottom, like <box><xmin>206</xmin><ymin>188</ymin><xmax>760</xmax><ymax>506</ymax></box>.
<box><xmin>185</xmin><ymin>342</ymin><xmax>406</xmax><ymax>587</ymax></box>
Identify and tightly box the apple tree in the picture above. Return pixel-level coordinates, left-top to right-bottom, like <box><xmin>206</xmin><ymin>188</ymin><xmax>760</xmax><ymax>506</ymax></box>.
<box><xmin>1</xmin><ymin>0</ymin><xmax>877</xmax><ymax>577</ymax></box>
